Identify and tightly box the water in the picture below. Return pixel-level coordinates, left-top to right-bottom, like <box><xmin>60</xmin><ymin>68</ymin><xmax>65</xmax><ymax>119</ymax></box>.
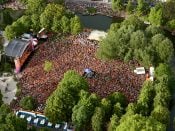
<box><xmin>77</xmin><ymin>14</ymin><xmax>123</xmax><ymax>31</ymax></box>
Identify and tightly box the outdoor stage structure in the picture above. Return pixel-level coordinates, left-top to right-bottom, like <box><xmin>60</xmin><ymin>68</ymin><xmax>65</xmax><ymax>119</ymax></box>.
<box><xmin>5</xmin><ymin>38</ymin><xmax>35</xmax><ymax>73</ymax></box>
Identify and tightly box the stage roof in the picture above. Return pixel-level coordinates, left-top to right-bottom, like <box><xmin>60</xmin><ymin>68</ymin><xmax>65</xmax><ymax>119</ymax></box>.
<box><xmin>5</xmin><ymin>39</ymin><xmax>30</xmax><ymax>58</ymax></box>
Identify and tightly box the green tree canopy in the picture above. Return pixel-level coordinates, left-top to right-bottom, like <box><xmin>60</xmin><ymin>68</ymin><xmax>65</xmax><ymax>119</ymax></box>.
<box><xmin>116</xmin><ymin>114</ymin><xmax>166</xmax><ymax>131</ymax></box>
<box><xmin>137</xmin><ymin>0</ymin><xmax>148</xmax><ymax>15</ymax></box>
<box><xmin>91</xmin><ymin>107</ymin><xmax>105</xmax><ymax>131</ymax></box>
<box><xmin>60</xmin><ymin>16</ymin><xmax>70</xmax><ymax>33</ymax></box>
<box><xmin>151</xmin><ymin>105</ymin><xmax>170</xmax><ymax>125</ymax></box>
<box><xmin>26</xmin><ymin>0</ymin><xmax>46</xmax><ymax>14</ymax></box>
<box><xmin>137</xmin><ymin>81</ymin><xmax>155</xmax><ymax>116</ymax></box>
<box><xmin>108</xmin><ymin>114</ymin><xmax>120</xmax><ymax>131</ymax></box>
<box><xmin>112</xmin><ymin>0</ymin><xmax>124</xmax><ymax>11</ymax></box>
<box><xmin>166</xmin><ymin>19</ymin><xmax>175</xmax><ymax>30</ymax></box>
<box><xmin>70</xmin><ymin>15</ymin><xmax>82</xmax><ymax>35</ymax></box>
<box><xmin>4</xmin><ymin>15</ymin><xmax>32</xmax><ymax>40</ymax></box>
<box><xmin>108</xmin><ymin>92</ymin><xmax>127</xmax><ymax>107</ymax></box>
<box><xmin>40</xmin><ymin>3</ymin><xmax>65</xmax><ymax>29</ymax></box>
<box><xmin>20</xmin><ymin>96</ymin><xmax>37</xmax><ymax>110</ymax></box>
<box><xmin>72</xmin><ymin>93</ymin><xmax>100</xmax><ymax>130</ymax></box>
<box><xmin>126</xmin><ymin>0</ymin><xmax>133</xmax><ymax>14</ymax></box>
<box><xmin>145</xmin><ymin>25</ymin><xmax>164</xmax><ymax>37</ymax></box>
<box><xmin>148</xmin><ymin>4</ymin><xmax>164</xmax><ymax>26</ymax></box>
<box><xmin>129</xmin><ymin>30</ymin><xmax>148</xmax><ymax>49</ymax></box>
<box><xmin>44</xmin><ymin>70</ymin><xmax>88</xmax><ymax>123</ymax></box>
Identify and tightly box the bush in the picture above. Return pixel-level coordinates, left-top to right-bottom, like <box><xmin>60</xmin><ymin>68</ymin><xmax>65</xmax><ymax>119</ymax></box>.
<box><xmin>43</xmin><ymin>60</ymin><xmax>53</xmax><ymax>72</ymax></box>
<box><xmin>20</xmin><ymin>96</ymin><xmax>37</xmax><ymax>110</ymax></box>
<box><xmin>87</xmin><ymin>7</ymin><xmax>97</xmax><ymax>14</ymax></box>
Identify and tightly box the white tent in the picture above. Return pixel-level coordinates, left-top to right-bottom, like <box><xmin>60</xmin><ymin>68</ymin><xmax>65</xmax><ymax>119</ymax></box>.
<box><xmin>88</xmin><ymin>30</ymin><xmax>107</xmax><ymax>41</ymax></box>
<box><xmin>134</xmin><ymin>67</ymin><xmax>145</xmax><ymax>75</ymax></box>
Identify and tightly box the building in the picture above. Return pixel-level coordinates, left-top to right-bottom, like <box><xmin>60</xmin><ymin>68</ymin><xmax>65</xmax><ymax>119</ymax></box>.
<box><xmin>5</xmin><ymin>39</ymin><xmax>34</xmax><ymax>73</ymax></box>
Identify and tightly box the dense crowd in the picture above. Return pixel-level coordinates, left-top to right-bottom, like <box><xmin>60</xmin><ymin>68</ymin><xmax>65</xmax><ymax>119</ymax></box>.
<box><xmin>11</xmin><ymin>31</ymin><xmax>144</xmax><ymax>112</ymax></box>
<box><xmin>65</xmin><ymin>1</ymin><xmax>125</xmax><ymax>17</ymax></box>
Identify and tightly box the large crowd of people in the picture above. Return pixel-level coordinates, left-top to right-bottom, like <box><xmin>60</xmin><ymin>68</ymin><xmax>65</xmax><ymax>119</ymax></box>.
<box><xmin>65</xmin><ymin>1</ymin><xmax>125</xmax><ymax>17</ymax></box>
<box><xmin>11</xmin><ymin>30</ymin><xmax>144</xmax><ymax>112</ymax></box>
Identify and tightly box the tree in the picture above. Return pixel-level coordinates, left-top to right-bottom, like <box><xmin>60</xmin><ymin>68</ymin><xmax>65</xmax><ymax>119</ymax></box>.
<box><xmin>151</xmin><ymin>34</ymin><xmax>165</xmax><ymax>48</ymax></box>
<box><xmin>44</xmin><ymin>70</ymin><xmax>88</xmax><ymax>123</ymax></box>
<box><xmin>40</xmin><ymin>4</ymin><xmax>65</xmax><ymax>30</ymax></box>
<box><xmin>116</xmin><ymin>114</ymin><xmax>166</xmax><ymax>131</ymax></box>
<box><xmin>0</xmin><ymin>104</ymin><xmax>28</xmax><ymax>131</ymax></box>
<box><xmin>108</xmin><ymin>92</ymin><xmax>127</xmax><ymax>107</ymax></box>
<box><xmin>0</xmin><ymin>104</ymin><xmax>11</xmax><ymax>115</ymax></box>
<box><xmin>113</xmin><ymin>102</ymin><xmax>124</xmax><ymax>117</ymax></box>
<box><xmin>157</xmin><ymin>39</ymin><xmax>174</xmax><ymax>63</ymax></box>
<box><xmin>96</xmin><ymin>25</ymin><xmax>135</xmax><ymax>60</ymax></box>
<box><xmin>137</xmin><ymin>81</ymin><xmax>155</xmax><ymax>116</ymax></box>
<box><xmin>70</xmin><ymin>16</ymin><xmax>82</xmax><ymax>35</ymax></box>
<box><xmin>4</xmin><ymin>15</ymin><xmax>32</xmax><ymax>40</ymax></box>
<box><xmin>153</xmin><ymin>89</ymin><xmax>171</xmax><ymax>108</ymax></box>
<box><xmin>121</xmin><ymin>15</ymin><xmax>144</xmax><ymax>30</ymax></box>
<box><xmin>125</xmin><ymin>102</ymin><xmax>140</xmax><ymax>115</ymax></box>
<box><xmin>26</xmin><ymin>0</ymin><xmax>46</xmax><ymax>14</ymax></box>
<box><xmin>151</xmin><ymin>105</ymin><xmax>170</xmax><ymax>125</ymax></box>
<box><xmin>72</xmin><ymin>93</ymin><xmax>100</xmax><ymax>130</ymax></box>
<box><xmin>166</xmin><ymin>19</ymin><xmax>175</xmax><ymax>30</ymax></box>
<box><xmin>151</xmin><ymin>34</ymin><xmax>174</xmax><ymax>64</ymax></box>
<box><xmin>108</xmin><ymin>114</ymin><xmax>120</xmax><ymax>131</ymax></box>
<box><xmin>134</xmin><ymin>46</ymin><xmax>154</xmax><ymax>67</ymax></box>
<box><xmin>4</xmin><ymin>25</ymin><xmax>17</xmax><ymax>40</ymax></box>
<box><xmin>60</xmin><ymin>16</ymin><xmax>70</xmax><ymax>33</ymax></box>
<box><xmin>148</xmin><ymin>4</ymin><xmax>164</xmax><ymax>26</ymax></box>
<box><xmin>162</xmin><ymin>1</ymin><xmax>175</xmax><ymax>22</ymax></box>
<box><xmin>101</xmin><ymin>98</ymin><xmax>112</xmax><ymax>119</ymax></box>
<box><xmin>112</xmin><ymin>0</ymin><xmax>124</xmax><ymax>11</ymax></box>
<box><xmin>126</xmin><ymin>0</ymin><xmax>133</xmax><ymax>14</ymax></box>
<box><xmin>5</xmin><ymin>113</ymin><xmax>28</xmax><ymax>131</ymax></box>
<box><xmin>155</xmin><ymin>63</ymin><xmax>172</xmax><ymax>79</ymax></box>
<box><xmin>91</xmin><ymin>107</ymin><xmax>105</xmax><ymax>131</ymax></box>
<box><xmin>145</xmin><ymin>25</ymin><xmax>164</xmax><ymax>37</ymax></box>
<box><xmin>31</xmin><ymin>14</ymin><xmax>41</xmax><ymax>31</ymax></box>
<box><xmin>129</xmin><ymin>30</ymin><xmax>148</xmax><ymax>49</ymax></box>
<box><xmin>20</xmin><ymin>96</ymin><xmax>37</xmax><ymax>110</ymax></box>
<box><xmin>137</xmin><ymin>0</ymin><xmax>148</xmax><ymax>15</ymax></box>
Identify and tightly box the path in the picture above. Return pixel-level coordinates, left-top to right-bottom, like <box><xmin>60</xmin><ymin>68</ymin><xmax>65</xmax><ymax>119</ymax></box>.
<box><xmin>0</xmin><ymin>73</ymin><xmax>17</xmax><ymax>104</ymax></box>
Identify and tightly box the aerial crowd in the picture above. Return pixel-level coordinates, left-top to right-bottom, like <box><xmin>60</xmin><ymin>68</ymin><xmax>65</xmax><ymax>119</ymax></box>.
<box><xmin>65</xmin><ymin>1</ymin><xmax>119</xmax><ymax>17</ymax></box>
<box><xmin>12</xmin><ymin>30</ymin><xmax>145</xmax><ymax>112</ymax></box>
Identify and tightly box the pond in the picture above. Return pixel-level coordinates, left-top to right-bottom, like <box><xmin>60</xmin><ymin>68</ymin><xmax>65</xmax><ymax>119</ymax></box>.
<box><xmin>77</xmin><ymin>14</ymin><xmax>124</xmax><ymax>31</ymax></box>
<box><xmin>0</xmin><ymin>8</ymin><xmax>24</xmax><ymax>30</ymax></box>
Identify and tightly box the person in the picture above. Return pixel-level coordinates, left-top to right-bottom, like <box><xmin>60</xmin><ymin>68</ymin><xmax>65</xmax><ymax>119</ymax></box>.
<box><xmin>83</xmin><ymin>68</ymin><xmax>95</xmax><ymax>78</ymax></box>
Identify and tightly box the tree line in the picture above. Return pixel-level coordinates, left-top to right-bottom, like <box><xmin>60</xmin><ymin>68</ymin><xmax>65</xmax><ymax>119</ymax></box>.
<box><xmin>5</xmin><ymin>0</ymin><xmax>82</xmax><ymax>40</ymax></box>
<box><xmin>97</xmin><ymin>15</ymin><xmax>174</xmax><ymax>67</ymax></box>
